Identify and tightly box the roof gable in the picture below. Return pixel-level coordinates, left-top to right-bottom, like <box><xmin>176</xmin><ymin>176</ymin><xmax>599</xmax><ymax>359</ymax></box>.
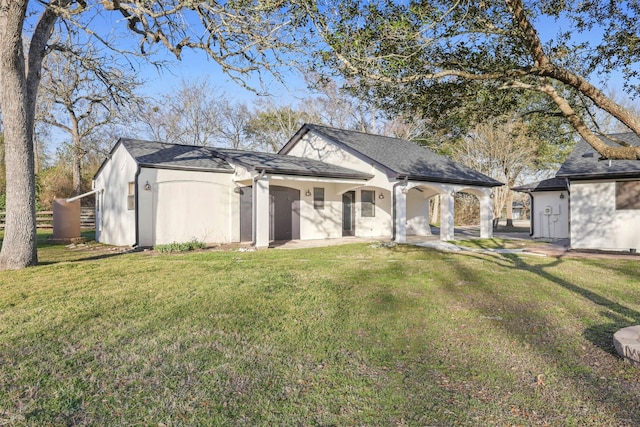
<box><xmin>282</xmin><ymin>124</ymin><xmax>502</xmax><ymax>187</ymax></box>
<box><xmin>557</xmin><ymin>133</ymin><xmax>640</xmax><ymax>180</ymax></box>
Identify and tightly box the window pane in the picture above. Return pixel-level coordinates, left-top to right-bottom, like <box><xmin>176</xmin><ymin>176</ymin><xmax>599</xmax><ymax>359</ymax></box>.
<box><xmin>616</xmin><ymin>181</ymin><xmax>640</xmax><ymax>209</ymax></box>
<box><xmin>314</xmin><ymin>187</ymin><xmax>324</xmax><ymax>210</ymax></box>
<box><xmin>361</xmin><ymin>190</ymin><xmax>375</xmax><ymax>217</ymax></box>
<box><xmin>128</xmin><ymin>182</ymin><xmax>135</xmax><ymax>210</ymax></box>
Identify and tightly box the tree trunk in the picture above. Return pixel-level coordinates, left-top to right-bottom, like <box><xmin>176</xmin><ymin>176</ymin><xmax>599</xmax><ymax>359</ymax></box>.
<box><xmin>72</xmin><ymin>123</ymin><xmax>82</xmax><ymax>196</ymax></box>
<box><xmin>0</xmin><ymin>0</ymin><xmax>38</xmax><ymax>269</ymax></box>
<box><xmin>505</xmin><ymin>189</ymin><xmax>514</xmax><ymax>227</ymax></box>
<box><xmin>0</xmin><ymin>0</ymin><xmax>58</xmax><ymax>269</ymax></box>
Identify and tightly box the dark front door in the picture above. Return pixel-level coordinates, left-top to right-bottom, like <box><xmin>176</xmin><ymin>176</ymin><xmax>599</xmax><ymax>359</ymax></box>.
<box><xmin>239</xmin><ymin>186</ymin><xmax>252</xmax><ymax>242</ymax></box>
<box><xmin>342</xmin><ymin>191</ymin><xmax>355</xmax><ymax>236</ymax></box>
<box><xmin>270</xmin><ymin>186</ymin><xmax>300</xmax><ymax>241</ymax></box>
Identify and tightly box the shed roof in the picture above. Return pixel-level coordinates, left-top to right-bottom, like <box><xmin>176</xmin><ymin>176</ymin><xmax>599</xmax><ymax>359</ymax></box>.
<box><xmin>282</xmin><ymin>124</ymin><xmax>502</xmax><ymax>187</ymax></box>
<box><xmin>556</xmin><ymin>133</ymin><xmax>640</xmax><ymax>180</ymax></box>
<box><xmin>512</xmin><ymin>177</ymin><xmax>568</xmax><ymax>192</ymax></box>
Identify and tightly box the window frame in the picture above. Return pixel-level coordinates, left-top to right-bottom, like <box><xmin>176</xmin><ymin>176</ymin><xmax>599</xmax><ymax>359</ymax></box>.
<box><xmin>127</xmin><ymin>181</ymin><xmax>135</xmax><ymax>210</ymax></box>
<box><xmin>616</xmin><ymin>181</ymin><xmax>640</xmax><ymax>210</ymax></box>
<box><xmin>313</xmin><ymin>187</ymin><xmax>325</xmax><ymax>210</ymax></box>
<box><xmin>361</xmin><ymin>189</ymin><xmax>376</xmax><ymax>217</ymax></box>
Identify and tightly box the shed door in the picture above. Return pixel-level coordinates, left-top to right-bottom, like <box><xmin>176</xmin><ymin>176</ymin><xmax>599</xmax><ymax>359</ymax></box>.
<box><xmin>270</xmin><ymin>186</ymin><xmax>300</xmax><ymax>241</ymax></box>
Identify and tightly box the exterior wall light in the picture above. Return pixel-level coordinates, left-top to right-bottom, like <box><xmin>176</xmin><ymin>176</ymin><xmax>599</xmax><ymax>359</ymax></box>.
<box><xmin>378</xmin><ymin>193</ymin><xmax>384</xmax><ymax>199</ymax></box>
<box><xmin>560</xmin><ymin>193</ymin><xmax>565</xmax><ymax>199</ymax></box>
<box><xmin>305</xmin><ymin>189</ymin><xmax>311</xmax><ymax>197</ymax></box>
<box><xmin>144</xmin><ymin>181</ymin><xmax>151</xmax><ymax>191</ymax></box>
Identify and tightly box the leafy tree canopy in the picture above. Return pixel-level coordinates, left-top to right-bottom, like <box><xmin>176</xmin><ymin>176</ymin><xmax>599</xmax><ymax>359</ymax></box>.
<box><xmin>304</xmin><ymin>0</ymin><xmax>640</xmax><ymax>159</ymax></box>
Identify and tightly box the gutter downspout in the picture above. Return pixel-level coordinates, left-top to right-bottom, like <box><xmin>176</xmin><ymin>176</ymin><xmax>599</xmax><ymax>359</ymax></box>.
<box><xmin>392</xmin><ymin>176</ymin><xmax>408</xmax><ymax>241</ymax></box>
<box><xmin>134</xmin><ymin>165</ymin><xmax>141</xmax><ymax>248</ymax></box>
<box><xmin>65</xmin><ymin>188</ymin><xmax>101</xmax><ymax>203</ymax></box>
<box><xmin>252</xmin><ymin>169</ymin><xmax>266</xmax><ymax>246</ymax></box>
<box><xmin>527</xmin><ymin>191</ymin><xmax>534</xmax><ymax>237</ymax></box>
<box><xmin>565</xmin><ymin>178</ymin><xmax>571</xmax><ymax>247</ymax></box>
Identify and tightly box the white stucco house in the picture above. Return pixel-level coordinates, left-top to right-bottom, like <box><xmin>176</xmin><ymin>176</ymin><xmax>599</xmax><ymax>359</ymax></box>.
<box><xmin>93</xmin><ymin>124</ymin><xmax>502</xmax><ymax>248</ymax></box>
<box><xmin>514</xmin><ymin>132</ymin><xmax>640</xmax><ymax>252</ymax></box>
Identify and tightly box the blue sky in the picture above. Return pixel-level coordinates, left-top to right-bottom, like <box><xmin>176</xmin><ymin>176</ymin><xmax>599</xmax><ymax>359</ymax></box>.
<box><xmin>27</xmin><ymin>1</ymin><xmax>633</xmax><ymax>153</ymax></box>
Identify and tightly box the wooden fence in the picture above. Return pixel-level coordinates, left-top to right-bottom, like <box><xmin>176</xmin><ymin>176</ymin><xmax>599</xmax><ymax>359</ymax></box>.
<box><xmin>0</xmin><ymin>208</ymin><xmax>95</xmax><ymax>230</ymax></box>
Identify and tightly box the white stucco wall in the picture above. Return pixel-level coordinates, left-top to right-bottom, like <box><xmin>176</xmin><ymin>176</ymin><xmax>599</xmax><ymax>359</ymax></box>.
<box><xmin>570</xmin><ymin>181</ymin><xmax>640</xmax><ymax>251</ymax></box>
<box><xmin>353</xmin><ymin>186</ymin><xmax>392</xmax><ymax>238</ymax></box>
<box><xmin>93</xmin><ymin>143</ymin><xmax>138</xmax><ymax>246</ymax></box>
<box><xmin>265</xmin><ymin>178</ymin><xmax>392</xmax><ymax>240</ymax></box>
<box><xmin>406</xmin><ymin>188</ymin><xmax>433</xmax><ymax>236</ymax></box>
<box><xmin>138</xmin><ymin>168</ymin><xmax>238</xmax><ymax>246</ymax></box>
<box><xmin>281</xmin><ymin>133</ymin><xmax>394</xmax><ymax>239</ymax></box>
<box><xmin>531</xmin><ymin>191</ymin><xmax>569</xmax><ymax>239</ymax></box>
<box><xmin>285</xmin><ymin>132</ymin><xmax>391</xmax><ymax>189</ymax></box>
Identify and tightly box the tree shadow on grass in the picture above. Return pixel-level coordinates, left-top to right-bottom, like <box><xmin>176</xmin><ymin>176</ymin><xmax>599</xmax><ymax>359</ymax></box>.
<box><xmin>463</xmin><ymin>251</ymin><xmax>640</xmax><ymax>354</ymax></box>
<box><xmin>388</xmin><ymin>245</ymin><xmax>640</xmax><ymax>425</ymax></box>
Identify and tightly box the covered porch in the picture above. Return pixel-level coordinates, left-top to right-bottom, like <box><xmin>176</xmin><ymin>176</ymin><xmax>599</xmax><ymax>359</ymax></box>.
<box><xmin>393</xmin><ymin>181</ymin><xmax>495</xmax><ymax>244</ymax></box>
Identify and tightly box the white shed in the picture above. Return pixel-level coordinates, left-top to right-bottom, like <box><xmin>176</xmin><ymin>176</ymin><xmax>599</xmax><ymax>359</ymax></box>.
<box><xmin>512</xmin><ymin>178</ymin><xmax>569</xmax><ymax>240</ymax></box>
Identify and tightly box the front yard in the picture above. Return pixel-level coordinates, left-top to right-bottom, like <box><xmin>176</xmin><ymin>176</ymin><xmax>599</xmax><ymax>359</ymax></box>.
<box><xmin>1</xmin><ymin>234</ymin><xmax>639</xmax><ymax>425</ymax></box>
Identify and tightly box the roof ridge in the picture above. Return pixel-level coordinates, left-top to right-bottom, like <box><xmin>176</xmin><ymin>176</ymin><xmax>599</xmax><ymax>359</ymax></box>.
<box><xmin>306</xmin><ymin>123</ymin><xmax>415</xmax><ymax>144</ymax></box>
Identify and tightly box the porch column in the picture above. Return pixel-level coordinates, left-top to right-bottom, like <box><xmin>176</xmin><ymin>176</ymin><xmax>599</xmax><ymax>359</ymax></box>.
<box><xmin>440</xmin><ymin>191</ymin><xmax>455</xmax><ymax>241</ymax></box>
<box><xmin>395</xmin><ymin>186</ymin><xmax>407</xmax><ymax>243</ymax></box>
<box><xmin>423</xmin><ymin>197</ymin><xmax>432</xmax><ymax>236</ymax></box>
<box><xmin>479</xmin><ymin>192</ymin><xmax>493</xmax><ymax>239</ymax></box>
<box><xmin>253</xmin><ymin>174</ymin><xmax>270</xmax><ymax>248</ymax></box>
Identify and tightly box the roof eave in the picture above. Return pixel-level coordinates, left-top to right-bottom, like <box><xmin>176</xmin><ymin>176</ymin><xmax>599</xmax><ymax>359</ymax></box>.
<box><xmin>261</xmin><ymin>168</ymin><xmax>373</xmax><ymax>181</ymax></box>
<box><xmin>557</xmin><ymin>172</ymin><xmax>640</xmax><ymax>181</ymax></box>
<box><xmin>406</xmin><ymin>175</ymin><xmax>503</xmax><ymax>188</ymax></box>
<box><xmin>139</xmin><ymin>163</ymin><xmax>234</xmax><ymax>174</ymax></box>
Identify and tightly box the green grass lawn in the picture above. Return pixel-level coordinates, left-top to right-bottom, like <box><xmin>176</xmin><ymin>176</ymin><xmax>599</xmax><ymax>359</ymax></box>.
<box><xmin>1</xmin><ymin>233</ymin><xmax>640</xmax><ymax>425</ymax></box>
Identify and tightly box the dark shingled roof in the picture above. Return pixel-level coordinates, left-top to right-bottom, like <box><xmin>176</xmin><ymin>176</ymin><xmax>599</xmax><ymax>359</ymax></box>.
<box><xmin>120</xmin><ymin>138</ymin><xmax>233</xmax><ymax>172</ymax></box>
<box><xmin>283</xmin><ymin>124</ymin><xmax>502</xmax><ymax>187</ymax></box>
<box><xmin>214</xmin><ymin>148</ymin><xmax>372</xmax><ymax>180</ymax></box>
<box><xmin>105</xmin><ymin>138</ymin><xmax>370</xmax><ymax>180</ymax></box>
<box><xmin>512</xmin><ymin>177</ymin><xmax>568</xmax><ymax>192</ymax></box>
<box><xmin>556</xmin><ymin>133</ymin><xmax>640</xmax><ymax>180</ymax></box>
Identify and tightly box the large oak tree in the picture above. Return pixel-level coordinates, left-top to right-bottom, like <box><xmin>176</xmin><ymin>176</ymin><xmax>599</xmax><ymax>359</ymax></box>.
<box><xmin>305</xmin><ymin>0</ymin><xmax>640</xmax><ymax>159</ymax></box>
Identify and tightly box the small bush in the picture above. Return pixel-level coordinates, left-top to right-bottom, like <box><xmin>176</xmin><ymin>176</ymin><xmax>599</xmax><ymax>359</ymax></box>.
<box><xmin>154</xmin><ymin>240</ymin><xmax>206</xmax><ymax>253</ymax></box>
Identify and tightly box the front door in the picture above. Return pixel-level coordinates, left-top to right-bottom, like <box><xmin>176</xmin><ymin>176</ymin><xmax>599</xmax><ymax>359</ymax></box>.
<box><xmin>270</xmin><ymin>186</ymin><xmax>300</xmax><ymax>241</ymax></box>
<box><xmin>342</xmin><ymin>191</ymin><xmax>355</xmax><ymax>236</ymax></box>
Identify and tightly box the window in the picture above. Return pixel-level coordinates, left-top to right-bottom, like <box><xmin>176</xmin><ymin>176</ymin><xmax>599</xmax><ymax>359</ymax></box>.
<box><xmin>616</xmin><ymin>181</ymin><xmax>640</xmax><ymax>210</ymax></box>
<box><xmin>127</xmin><ymin>182</ymin><xmax>135</xmax><ymax>210</ymax></box>
<box><xmin>314</xmin><ymin>187</ymin><xmax>325</xmax><ymax>210</ymax></box>
<box><xmin>361</xmin><ymin>190</ymin><xmax>375</xmax><ymax>217</ymax></box>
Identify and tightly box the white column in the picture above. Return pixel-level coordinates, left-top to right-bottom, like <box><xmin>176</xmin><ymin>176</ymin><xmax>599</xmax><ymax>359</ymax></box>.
<box><xmin>440</xmin><ymin>190</ymin><xmax>455</xmax><ymax>241</ymax></box>
<box><xmin>253</xmin><ymin>175</ymin><xmax>270</xmax><ymax>248</ymax></box>
<box><xmin>424</xmin><ymin>197</ymin><xmax>432</xmax><ymax>236</ymax></box>
<box><xmin>479</xmin><ymin>191</ymin><xmax>493</xmax><ymax>239</ymax></box>
<box><xmin>395</xmin><ymin>186</ymin><xmax>407</xmax><ymax>243</ymax></box>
